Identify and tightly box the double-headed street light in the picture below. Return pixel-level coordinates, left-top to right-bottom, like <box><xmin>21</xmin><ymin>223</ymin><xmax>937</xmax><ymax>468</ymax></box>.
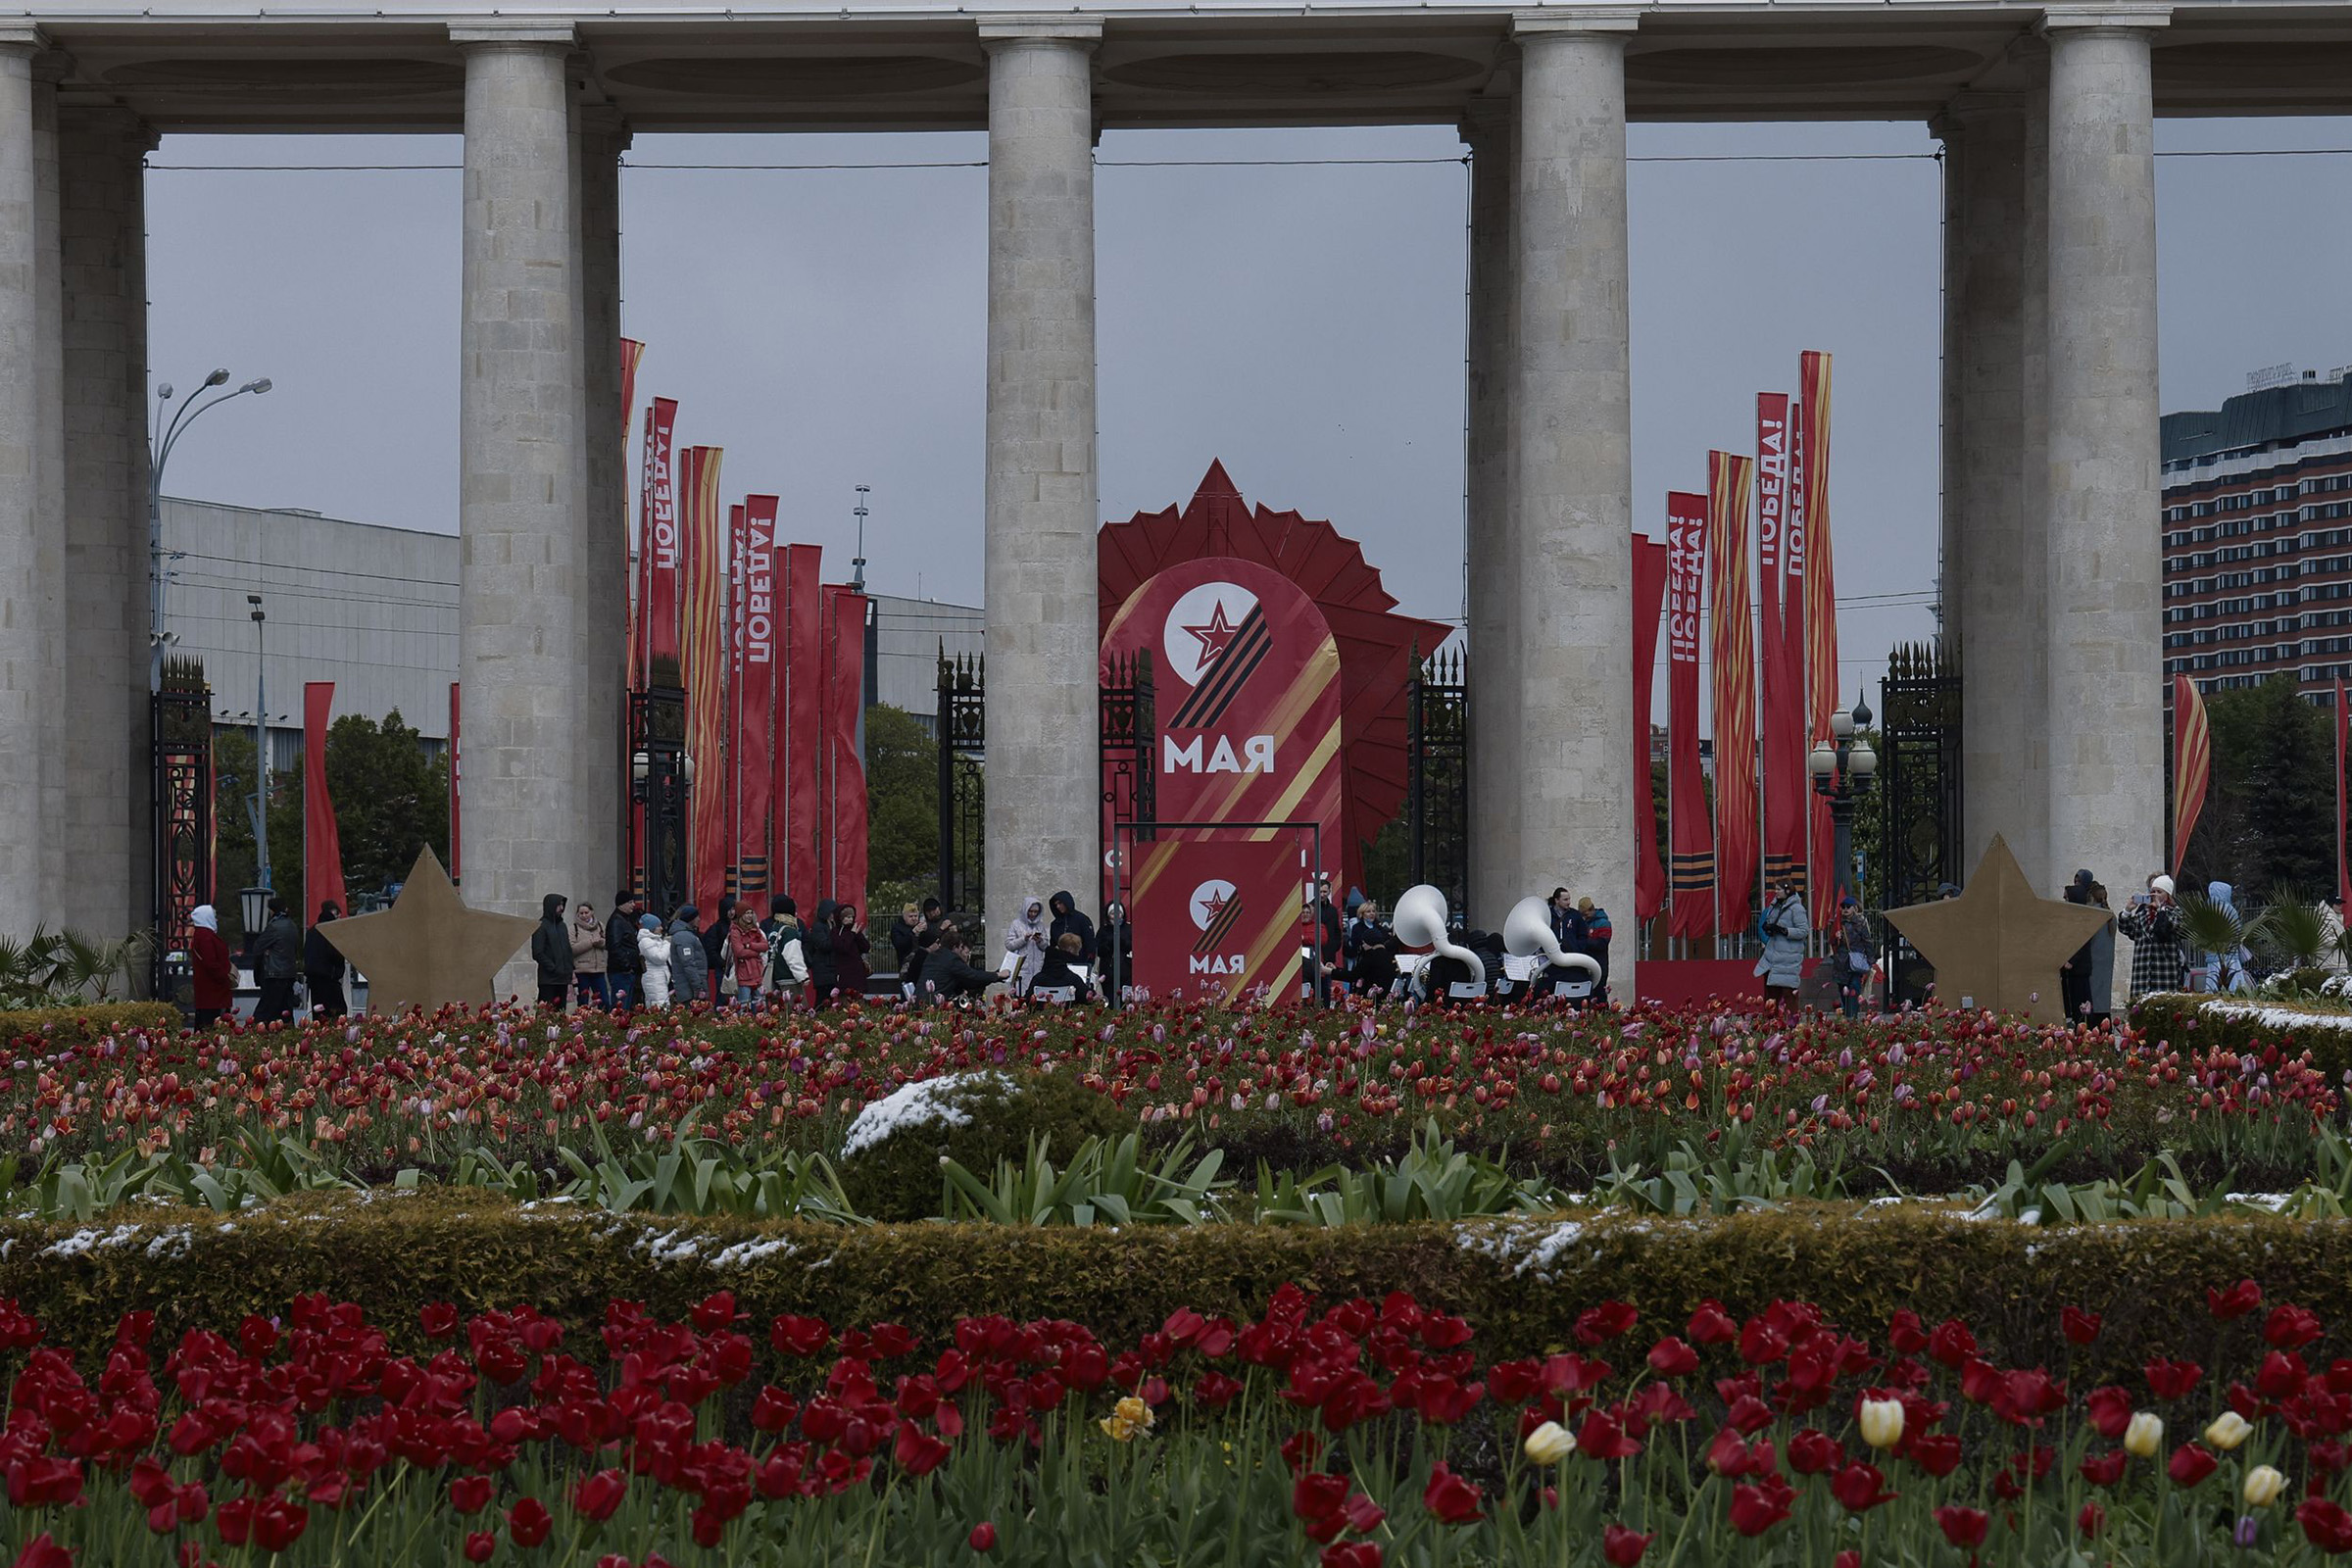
<box><xmin>1809</xmin><ymin>692</ymin><xmax>1879</xmax><ymax>907</ymax></box>
<box><xmin>149</xmin><ymin>368</ymin><xmax>271</xmax><ymax>692</ymax></box>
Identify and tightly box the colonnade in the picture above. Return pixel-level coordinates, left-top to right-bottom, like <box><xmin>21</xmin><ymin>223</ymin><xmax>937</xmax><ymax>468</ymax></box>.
<box><xmin>0</xmin><ymin>7</ymin><xmax>2172</xmax><ymax>997</ymax></box>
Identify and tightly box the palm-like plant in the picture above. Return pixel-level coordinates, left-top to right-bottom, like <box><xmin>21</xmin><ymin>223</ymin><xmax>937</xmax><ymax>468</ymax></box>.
<box><xmin>2177</xmin><ymin>892</ymin><xmax>2265</xmax><ymax>983</ymax></box>
<box><xmin>0</xmin><ymin>926</ymin><xmax>153</xmax><ymax>1006</ymax></box>
<box><xmin>2260</xmin><ymin>894</ymin><xmax>2334</xmax><ymax>971</ymax></box>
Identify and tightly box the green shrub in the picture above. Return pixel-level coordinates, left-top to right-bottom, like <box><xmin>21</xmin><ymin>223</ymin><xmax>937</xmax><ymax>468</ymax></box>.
<box><xmin>835</xmin><ymin>1070</ymin><xmax>1132</xmax><ymax>1222</ymax></box>
<box><xmin>2132</xmin><ymin>991</ymin><xmax>2352</xmax><ymax>1079</ymax></box>
<box><xmin>16</xmin><ymin>1192</ymin><xmax>2352</xmax><ymax>1387</ymax></box>
<box><xmin>0</xmin><ymin>1000</ymin><xmax>180</xmax><ymax>1048</ymax></box>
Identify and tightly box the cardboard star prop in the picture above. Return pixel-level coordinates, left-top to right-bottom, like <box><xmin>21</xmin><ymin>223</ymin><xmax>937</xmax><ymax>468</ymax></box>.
<box><xmin>1882</xmin><ymin>835</ymin><xmax>2112</xmax><ymax>1023</ymax></box>
<box><xmin>320</xmin><ymin>847</ymin><xmax>539</xmax><ymax>1013</ymax></box>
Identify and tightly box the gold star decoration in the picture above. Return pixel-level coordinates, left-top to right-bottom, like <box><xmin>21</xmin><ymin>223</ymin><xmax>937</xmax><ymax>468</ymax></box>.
<box><xmin>319</xmin><ymin>847</ymin><xmax>540</xmax><ymax>1014</ymax></box>
<box><xmin>1882</xmin><ymin>835</ymin><xmax>2112</xmax><ymax>1023</ymax></box>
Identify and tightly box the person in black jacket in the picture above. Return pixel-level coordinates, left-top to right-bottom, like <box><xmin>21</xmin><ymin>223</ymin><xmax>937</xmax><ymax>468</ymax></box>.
<box><xmin>701</xmin><ymin>895</ymin><xmax>737</xmax><ymax>986</ymax></box>
<box><xmin>1099</xmin><ymin>902</ymin><xmax>1134</xmax><ymax>1004</ymax></box>
<box><xmin>888</xmin><ymin>903</ymin><xmax>920</xmax><ymax>970</ymax></box>
<box><xmin>1048</xmin><ymin>891</ymin><xmax>1097</xmax><ymax>963</ymax></box>
<box><xmin>530</xmin><ymin>893</ymin><xmax>572</xmax><ymax>1006</ymax></box>
<box><xmin>1029</xmin><ymin>932</ymin><xmax>1096</xmax><ymax>1004</ymax></box>
<box><xmin>605</xmin><ymin>892</ymin><xmax>645</xmax><ymax>1010</ymax></box>
<box><xmin>304</xmin><ymin>902</ymin><xmax>349</xmax><ymax>1020</ymax></box>
<box><xmin>252</xmin><ymin>899</ymin><xmax>302</xmax><ymax>1023</ymax></box>
<box><xmin>919</xmin><ymin>930</ymin><xmax>998</xmax><ymax>1004</ymax></box>
<box><xmin>805</xmin><ymin>900</ymin><xmax>840</xmax><ymax>1002</ymax></box>
<box><xmin>1311</xmin><ymin>877</ymin><xmax>1344</xmax><ymax>1003</ymax></box>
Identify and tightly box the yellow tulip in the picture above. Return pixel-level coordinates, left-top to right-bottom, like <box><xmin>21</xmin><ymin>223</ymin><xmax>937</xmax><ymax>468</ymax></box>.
<box><xmin>1114</xmin><ymin>1396</ymin><xmax>1154</xmax><ymax>1432</ymax></box>
<box><xmin>2244</xmin><ymin>1465</ymin><xmax>2287</xmax><ymax>1508</ymax></box>
<box><xmin>2124</xmin><ymin>1411</ymin><xmax>2164</xmax><ymax>1459</ymax></box>
<box><xmin>2206</xmin><ymin>1411</ymin><xmax>2254</xmax><ymax>1452</ymax></box>
<box><xmin>1858</xmin><ymin>1396</ymin><xmax>1904</xmax><ymax>1450</ymax></box>
<box><xmin>1098</xmin><ymin>1413</ymin><xmax>1139</xmax><ymax>1443</ymax></box>
<box><xmin>1524</xmin><ymin>1421</ymin><xmax>1577</xmax><ymax>1465</ymax></box>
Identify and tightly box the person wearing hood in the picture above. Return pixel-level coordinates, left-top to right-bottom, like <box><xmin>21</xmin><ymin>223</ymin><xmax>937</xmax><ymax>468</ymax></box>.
<box><xmin>805</xmin><ymin>900</ymin><xmax>840</xmax><ymax>1004</ymax></box>
<box><xmin>531</xmin><ymin>894</ymin><xmax>573</xmax><ymax>1006</ymax></box>
<box><xmin>605</xmin><ymin>892</ymin><xmax>645</xmax><ymax>1010</ymax></box>
<box><xmin>189</xmin><ymin>905</ymin><xmax>234</xmax><ymax>1029</ymax></box>
<box><xmin>701</xmin><ymin>896</ymin><xmax>737</xmax><ymax>983</ymax></box>
<box><xmin>636</xmin><ymin>913</ymin><xmax>673</xmax><ymax>1007</ymax></box>
<box><xmin>2060</xmin><ymin>869</ymin><xmax>2098</xmax><ymax>1020</ymax></box>
<box><xmin>722</xmin><ymin>906</ymin><xmax>769</xmax><ymax>1007</ymax></box>
<box><xmin>2194</xmin><ymin>879</ymin><xmax>2253</xmax><ymax>993</ymax></box>
<box><xmin>253</xmin><ymin>898</ymin><xmax>302</xmax><ymax>1023</ymax></box>
<box><xmin>1048</xmin><ymin>891</ymin><xmax>1097</xmax><ymax>964</ymax></box>
<box><xmin>832</xmin><ymin>904</ymin><xmax>872</xmax><ymax>998</ymax></box>
<box><xmin>2117</xmin><ymin>874</ymin><xmax>2185</xmax><ymax>997</ymax></box>
<box><xmin>1754</xmin><ymin>876</ymin><xmax>1810</xmax><ymax>1003</ymax></box>
<box><xmin>667</xmin><ymin>905</ymin><xmax>710</xmax><ymax>1004</ymax></box>
<box><xmin>1100</xmin><ymin>902</ymin><xmax>1134</xmax><ymax>1004</ymax></box>
<box><xmin>304</xmin><ymin>902</ymin><xmax>349</xmax><ymax>1020</ymax></box>
<box><xmin>1002</xmin><ymin>897</ymin><xmax>1047</xmax><ymax>994</ymax></box>
<box><xmin>569</xmin><ymin>901</ymin><xmax>610</xmax><ymax>1008</ymax></box>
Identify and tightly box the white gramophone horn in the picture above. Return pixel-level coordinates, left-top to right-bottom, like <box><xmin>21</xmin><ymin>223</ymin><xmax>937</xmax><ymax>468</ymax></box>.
<box><xmin>1393</xmin><ymin>883</ymin><xmax>1484</xmax><ymax>987</ymax></box>
<box><xmin>1502</xmin><ymin>896</ymin><xmax>1602</xmax><ymax>981</ymax></box>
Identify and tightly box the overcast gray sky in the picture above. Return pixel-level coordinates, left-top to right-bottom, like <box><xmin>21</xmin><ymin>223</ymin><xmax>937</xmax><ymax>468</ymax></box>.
<box><xmin>144</xmin><ymin>114</ymin><xmax>2352</xmax><ymax>704</ymax></box>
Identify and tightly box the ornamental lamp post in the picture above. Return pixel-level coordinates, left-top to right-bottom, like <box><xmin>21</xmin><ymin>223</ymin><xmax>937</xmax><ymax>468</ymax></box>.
<box><xmin>1809</xmin><ymin>691</ymin><xmax>1879</xmax><ymax>910</ymax></box>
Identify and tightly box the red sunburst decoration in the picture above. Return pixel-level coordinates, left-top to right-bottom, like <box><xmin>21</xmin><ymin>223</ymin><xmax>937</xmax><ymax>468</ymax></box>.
<box><xmin>1098</xmin><ymin>461</ymin><xmax>1452</xmax><ymax>898</ymax></box>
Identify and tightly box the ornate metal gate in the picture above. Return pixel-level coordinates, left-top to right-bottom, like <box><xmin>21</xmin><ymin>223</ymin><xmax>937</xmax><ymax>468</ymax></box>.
<box><xmin>150</xmin><ymin>656</ymin><xmax>215</xmax><ymax>1001</ymax></box>
<box><xmin>630</xmin><ymin>677</ymin><xmax>692</xmax><ymax>917</ymax></box>
<box><xmin>1406</xmin><ymin>645</ymin><xmax>1469</xmax><ymax>913</ymax></box>
<box><xmin>1877</xmin><ymin>640</ymin><xmax>1962</xmax><ymax>1006</ymax></box>
<box><xmin>934</xmin><ymin>651</ymin><xmax>1159</xmax><ymax>921</ymax></box>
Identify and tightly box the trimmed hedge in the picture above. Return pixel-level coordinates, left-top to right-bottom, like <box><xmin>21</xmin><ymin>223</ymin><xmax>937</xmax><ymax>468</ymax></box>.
<box><xmin>9</xmin><ymin>1190</ymin><xmax>2352</xmax><ymax>1384</ymax></box>
<box><xmin>0</xmin><ymin>1000</ymin><xmax>179</xmax><ymax>1048</ymax></box>
<box><xmin>2132</xmin><ymin>991</ymin><xmax>2352</xmax><ymax>1079</ymax></box>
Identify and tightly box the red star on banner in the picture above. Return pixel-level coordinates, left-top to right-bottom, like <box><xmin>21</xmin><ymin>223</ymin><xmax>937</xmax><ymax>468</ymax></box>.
<box><xmin>1197</xmin><ymin>888</ymin><xmax>1228</xmax><ymax>921</ymax></box>
<box><xmin>1183</xmin><ymin>602</ymin><xmax>1241</xmax><ymax>667</ymax></box>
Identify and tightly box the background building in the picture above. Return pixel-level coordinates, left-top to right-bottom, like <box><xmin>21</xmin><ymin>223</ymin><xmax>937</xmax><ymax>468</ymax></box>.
<box><xmin>164</xmin><ymin>496</ymin><xmax>981</xmax><ymax>764</ymax></box>
<box><xmin>2162</xmin><ymin>366</ymin><xmax>2352</xmax><ymax>701</ymax></box>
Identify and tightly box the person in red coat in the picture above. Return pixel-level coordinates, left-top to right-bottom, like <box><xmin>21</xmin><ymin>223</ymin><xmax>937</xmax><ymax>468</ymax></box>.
<box><xmin>189</xmin><ymin>905</ymin><xmax>235</xmax><ymax>1029</ymax></box>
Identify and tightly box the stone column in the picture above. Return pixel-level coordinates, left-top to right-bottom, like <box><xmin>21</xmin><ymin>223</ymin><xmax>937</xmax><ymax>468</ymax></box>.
<box><xmin>1512</xmin><ymin>12</ymin><xmax>1638</xmax><ymax>985</ymax></box>
<box><xmin>1936</xmin><ymin>89</ymin><xmax>2049</xmax><ymax>886</ymax></box>
<box><xmin>576</xmin><ymin>106</ymin><xmax>628</xmax><ymax>913</ymax></box>
<box><xmin>28</xmin><ymin>55</ymin><xmax>62</xmax><ymax>922</ymax></box>
<box><xmin>2043</xmin><ymin>7</ymin><xmax>2167</xmax><ymax>898</ymax></box>
<box><xmin>455</xmin><ymin>24</ymin><xmax>586</xmax><ymax>990</ymax></box>
<box><xmin>979</xmin><ymin>18</ymin><xmax>1099</xmax><ymax>935</ymax></box>
<box><xmin>0</xmin><ymin>29</ymin><xmax>46</xmax><ymax>927</ymax></box>
<box><xmin>58</xmin><ymin>106</ymin><xmax>153</xmax><ymax>941</ymax></box>
<box><xmin>1462</xmin><ymin>94</ymin><xmax>1519</xmax><ymax>927</ymax></box>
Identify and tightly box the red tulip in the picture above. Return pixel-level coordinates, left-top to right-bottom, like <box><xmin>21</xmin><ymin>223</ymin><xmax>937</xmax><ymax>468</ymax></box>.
<box><xmin>464</xmin><ymin>1533</ymin><xmax>496</xmax><ymax>1564</ymax></box>
<box><xmin>1905</xmin><ymin>1434</ymin><xmax>1963</xmax><ymax>1478</ymax></box>
<box><xmin>1421</xmin><ymin>1462</ymin><xmax>1484</xmax><ymax>1525</ymax></box>
<box><xmin>1575</xmin><ymin>1300</ymin><xmax>1638</xmax><ymax>1346</ymax></box>
<box><xmin>769</xmin><ymin>1315</ymin><xmax>831</xmax><ymax>1357</ymax></box>
<box><xmin>1830</xmin><ymin>1462</ymin><xmax>1899</xmax><ymax>1512</ymax></box>
<box><xmin>2145</xmin><ymin>1357</ymin><xmax>2204</xmax><ymax>1400</ymax></box>
<box><xmin>2301</xmin><ymin>1496</ymin><xmax>2352</xmax><ymax>1553</ymax></box>
<box><xmin>1687</xmin><ymin>1300</ymin><xmax>1737</xmax><ymax>1346</ymax></box>
<box><xmin>2079</xmin><ymin>1502</ymin><xmax>2105</xmax><ymax>1539</ymax></box>
<box><xmin>1318</xmin><ymin>1544</ymin><xmax>1383</xmax><ymax>1568</ymax></box>
<box><xmin>2267</xmin><ymin>1303</ymin><xmax>2326</xmax><ymax>1349</ymax></box>
<box><xmin>1340</xmin><ymin>1493</ymin><xmax>1385</xmax><ymax>1536</ymax></box>
<box><xmin>1728</xmin><ymin>1476</ymin><xmax>1794</xmax><ymax>1537</ymax></box>
<box><xmin>1646</xmin><ymin>1337</ymin><xmax>1698</xmax><ymax>1377</ymax></box>
<box><xmin>11</xmin><ymin>1536</ymin><xmax>69</xmax><ymax>1568</ymax></box>
<box><xmin>1600</xmin><ymin>1524</ymin><xmax>1653</xmax><ymax>1565</ymax></box>
<box><xmin>573</xmin><ymin>1469</ymin><xmax>626</xmax><ymax>1522</ymax></box>
<box><xmin>2085</xmin><ymin>1385</ymin><xmax>2133</xmax><ymax>1439</ymax></box>
<box><xmin>1927</xmin><ymin>1320</ymin><xmax>1977</xmax><ymax>1370</ymax></box>
<box><xmin>893</xmin><ymin>1422</ymin><xmax>951</xmax><ymax>1477</ymax></box>
<box><xmin>450</xmin><ymin>1475</ymin><xmax>494</xmax><ymax>1514</ymax></box>
<box><xmin>968</xmin><ymin>1523</ymin><xmax>997</xmax><ymax>1552</ymax></box>
<box><xmin>1576</xmin><ymin>1409</ymin><xmax>1642</xmax><ymax>1461</ymax></box>
<box><xmin>2169</xmin><ymin>1443</ymin><xmax>2219</xmax><ymax>1487</ymax></box>
<box><xmin>2208</xmin><ymin>1279</ymin><xmax>2263</xmax><ymax>1321</ymax></box>
<box><xmin>1935</xmin><ymin>1505</ymin><xmax>1988</xmax><ymax>1547</ymax></box>
<box><xmin>2061</xmin><ymin>1306</ymin><xmax>2102</xmax><ymax>1345</ymax></box>
<box><xmin>2079</xmin><ymin>1449</ymin><xmax>2127</xmax><ymax>1488</ymax></box>
<box><xmin>1788</xmin><ymin>1429</ymin><xmax>1843</xmax><ymax>1475</ymax></box>
<box><xmin>509</xmin><ymin>1496</ymin><xmax>553</xmax><ymax>1548</ymax></box>
<box><xmin>1293</xmin><ymin>1472</ymin><xmax>1348</xmax><ymax>1525</ymax></box>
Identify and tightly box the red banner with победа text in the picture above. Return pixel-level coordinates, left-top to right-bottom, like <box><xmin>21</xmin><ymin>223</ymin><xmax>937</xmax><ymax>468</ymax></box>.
<box><xmin>1708</xmin><ymin>451</ymin><xmax>1758</xmax><ymax>936</ymax></box>
<box><xmin>734</xmin><ymin>497</ymin><xmax>779</xmax><ymax>904</ymax></box>
<box><xmin>1666</xmin><ymin>492</ymin><xmax>1712</xmax><ymax>943</ymax></box>
<box><xmin>1631</xmin><ymin>534</ymin><xmax>1670</xmax><ymax>924</ymax></box>
<box><xmin>1755</xmin><ymin>392</ymin><xmax>1808</xmax><ymax>903</ymax></box>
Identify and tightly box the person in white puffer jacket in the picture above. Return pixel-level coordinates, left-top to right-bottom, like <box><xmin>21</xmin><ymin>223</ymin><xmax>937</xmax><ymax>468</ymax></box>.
<box><xmin>637</xmin><ymin>912</ymin><xmax>673</xmax><ymax>1007</ymax></box>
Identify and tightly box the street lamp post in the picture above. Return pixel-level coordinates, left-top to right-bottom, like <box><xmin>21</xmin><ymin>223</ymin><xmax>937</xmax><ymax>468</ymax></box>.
<box><xmin>1808</xmin><ymin>692</ymin><xmax>1879</xmax><ymax>909</ymax></box>
<box><xmin>248</xmin><ymin>595</ymin><xmax>270</xmax><ymax>894</ymax></box>
<box><xmin>851</xmin><ymin>485</ymin><xmax>870</xmax><ymax>591</ymax></box>
<box><xmin>148</xmin><ymin>369</ymin><xmax>271</xmax><ymax>692</ymax></box>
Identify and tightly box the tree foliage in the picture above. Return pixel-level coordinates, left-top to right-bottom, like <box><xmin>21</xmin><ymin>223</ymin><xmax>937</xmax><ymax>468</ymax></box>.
<box><xmin>2181</xmin><ymin>675</ymin><xmax>2335</xmax><ymax>902</ymax></box>
<box><xmin>864</xmin><ymin>704</ymin><xmax>939</xmax><ymax>899</ymax></box>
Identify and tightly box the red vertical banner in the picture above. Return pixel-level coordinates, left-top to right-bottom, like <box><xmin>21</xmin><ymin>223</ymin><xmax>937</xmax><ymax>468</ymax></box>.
<box><xmin>727</xmin><ymin>502</ymin><xmax>749</xmax><ymax>904</ymax></box>
<box><xmin>302</xmin><ymin>682</ymin><xmax>347</xmax><ymax>923</ymax></box>
<box><xmin>1798</xmin><ymin>351</ymin><xmax>1840</xmax><ymax>920</ymax></box>
<box><xmin>736</xmin><ymin>498</ymin><xmax>779</xmax><ymax>904</ymax></box>
<box><xmin>1631</xmin><ymin>534</ymin><xmax>1670</xmax><ymax>923</ymax></box>
<box><xmin>681</xmin><ymin>446</ymin><xmax>729</xmax><ymax>912</ymax></box>
<box><xmin>621</xmin><ymin>343</ymin><xmax>647</xmax><ymax>686</ymax></box>
<box><xmin>639</xmin><ymin>397</ymin><xmax>681</xmax><ymax>678</ymax></box>
<box><xmin>1756</xmin><ymin>392</ymin><xmax>1807</xmax><ymax>894</ymax></box>
<box><xmin>1708</xmin><ymin>452</ymin><xmax>1759</xmax><ymax>934</ymax></box>
<box><xmin>2337</xmin><ymin>678</ymin><xmax>2348</xmax><ymax>910</ymax></box>
<box><xmin>448</xmin><ymin>681</ymin><xmax>461</xmax><ymax>885</ymax></box>
<box><xmin>619</xmin><ymin>339</ymin><xmax>644</xmax><ymax>440</ymax></box>
<box><xmin>1666</xmin><ymin>492</ymin><xmax>1713</xmax><ymax>943</ymax></box>
<box><xmin>776</xmin><ymin>544</ymin><xmax>825</xmax><ymax>906</ymax></box>
<box><xmin>2171</xmin><ymin>673</ymin><xmax>2211</xmax><ymax>877</ymax></box>
<box><xmin>823</xmin><ymin>586</ymin><xmax>870</xmax><ymax>906</ymax></box>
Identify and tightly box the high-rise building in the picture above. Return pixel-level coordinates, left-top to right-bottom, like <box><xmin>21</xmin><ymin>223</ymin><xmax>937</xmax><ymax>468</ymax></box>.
<box><xmin>2161</xmin><ymin>366</ymin><xmax>2352</xmax><ymax>701</ymax></box>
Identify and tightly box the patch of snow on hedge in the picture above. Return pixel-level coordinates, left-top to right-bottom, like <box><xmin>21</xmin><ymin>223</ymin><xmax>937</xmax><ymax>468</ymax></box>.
<box><xmin>1455</xmin><ymin>1218</ymin><xmax>1587</xmax><ymax>1280</ymax></box>
<box><xmin>842</xmin><ymin>1071</ymin><xmax>1011</xmax><ymax>1159</ymax></box>
<box><xmin>2199</xmin><ymin>1001</ymin><xmax>2352</xmax><ymax>1034</ymax></box>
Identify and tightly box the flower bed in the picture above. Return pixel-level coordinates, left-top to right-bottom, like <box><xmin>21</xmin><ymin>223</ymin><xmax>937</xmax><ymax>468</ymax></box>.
<box><xmin>7</xmin><ymin>1264</ymin><xmax>2352</xmax><ymax>1565</ymax></box>
<box><xmin>1</xmin><ymin>999</ymin><xmax>2339</xmax><ymax>1197</ymax></box>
